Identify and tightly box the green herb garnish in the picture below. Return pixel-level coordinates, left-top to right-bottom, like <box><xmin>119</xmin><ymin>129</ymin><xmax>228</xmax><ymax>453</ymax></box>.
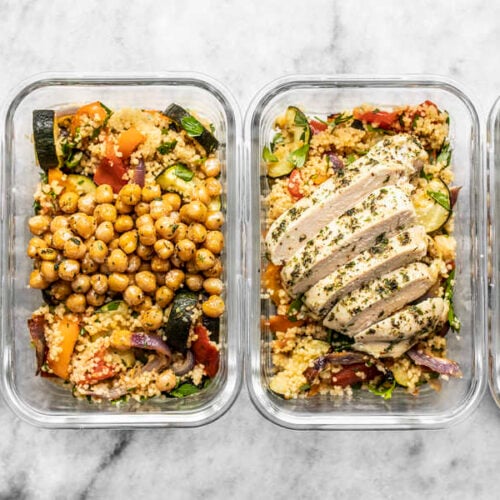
<box><xmin>444</xmin><ymin>269</ymin><xmax>461</xmax><ymax>331</ymax></box>
<box><xmin>427</xmin><ymin>190</ymin><xmax>451</xmax><ymax>211</ymax></box>
<box><xmin>368</xmin><ymin>380</ymin><xmax>396</xmax><ymax>400</ymax></box>
<box><xmin>157</xmin><ymin>140</ymin><xmax>177</xmax><ymax>155</ymax></box>
<box><xmin>293</xmin><ymin>109</ymin><xmax>309</xmax><ymax>128</ymax></box>
<box><xmin>174</xmin><ymin>163</ymin><xmax>194</xmax><ymax>182</ymax></box>
<box><xmin>345</xmin><ymin>154</ymin><xmax>357</xmax><ymax>165</ymax></box>
<box><xmin>332</xmin><ymin>113</ymin><xmax>353</xmax><ymax>127</ymax></box>
<box><xmin>288</xmin><ymin>144</ymin><xmax>309</xmax><ymax>168</ymax></box>
<box><xmin>171</xmin><ymin>383</ymin><xmax>200</xmax><ymax>398</ymax></box>
<box><xmin>437</xmin><ymin>142</ymin><xmax>452</xmax><ymax>167</ymax></box>
<box><xmin>270</xmin><ymin>133</ymin><xmax>284</xmax><ymax>152</ymax></box>
<box><xmin>33</xmin><ymin>200</ymin><xmax>41</xmax><ymax>214</ymax></box>
<box><xmin>262</xmin><ymin>145</ymin><xmax>278</xmax><ymax>163</ymax></box>
<box><xmin>287</xmin><ymin>295</ymin><xmax>303</xmax><ymax>321</ymax></box>
<box><xmin>299</xmin><ymin>383</ymin><xmax>311</xmax><ymax>392</ymax></box>
<box><xmin>181</xmin><ymin>115</ymin><xmax>204</xmax><ymax>137</ymax></box>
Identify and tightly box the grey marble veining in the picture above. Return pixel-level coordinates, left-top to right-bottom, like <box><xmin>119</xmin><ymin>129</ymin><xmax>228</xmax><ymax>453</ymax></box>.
<box><xmin>1</xmin><ymin>0</ymin><xmax>500</xmax><ymax>498</ymax></box>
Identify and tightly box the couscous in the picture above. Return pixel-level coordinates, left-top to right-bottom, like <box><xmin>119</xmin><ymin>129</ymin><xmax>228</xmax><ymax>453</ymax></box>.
<box><xmin>262</xmin><ymin>102</ymin><xmax>461</xmax><ymax>400</ymax></box>
<box><xmin>28</xmin><ymin>101</ymin><xmax>224</xmax><ymax>402</ymax></box>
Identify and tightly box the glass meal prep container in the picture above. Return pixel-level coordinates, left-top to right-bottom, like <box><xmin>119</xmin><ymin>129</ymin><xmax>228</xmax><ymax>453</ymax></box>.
<box><xmin>244</xmin><ymin>75</ymin><xmax>486</xmax><ymax>430</ymax></box>
<box><xmin>0</xmin><ymin>73</ymin><xmax>242</xmax><ymax>428</ymax></box>
<box><xmin>487</xmin><ymin>96</ymin><xmax>500</xmax><ymax>409</ymax></box>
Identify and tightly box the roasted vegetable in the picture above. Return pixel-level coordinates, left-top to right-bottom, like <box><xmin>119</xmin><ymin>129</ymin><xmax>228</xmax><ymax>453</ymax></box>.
<box><xmin>164</xmin><ymin>291</ymin><xmax>199</xmax><ymax>352</ymax></box>
<box><xmin>33</xmin><ymin>110</ymin><xmax>61</xmax><ymax>170</ymax></box>
<box><xmin>413</xmin><ymin>177</ymin><xmax>451</xmax><ymax>233</ymax></box>
<box><xmin>156</xmin><ymin>164</ymin><xmax>195</xmax><ymax>198</ymax></box>
<box><xmin>164</xmin><ymin>103</ymin><xmax>219</xmax><ymax>154</ymax></box>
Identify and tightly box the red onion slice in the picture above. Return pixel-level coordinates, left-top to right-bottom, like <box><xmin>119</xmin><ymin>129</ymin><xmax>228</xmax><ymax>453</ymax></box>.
<box><xmin>133</xmin><ymin>158</ymin><xmax>145</xmax><ymax>187</ymax></box>
<box><xmin>328</xmin><ymin>153</ymin><xmax>344</xmax><ymax>171</ymax></box>
<box><xmin>130</xmin><ymin>332</ymin><xmax>171</xmax><ymax>361</ymax></box>
<box><xmin>407</xmin><ymin>348</ymin><xmax>462</xmax><ymax>377</ymax></box>
<box><xmin>28</xmin><ymin>315</ymin><xmax>46</xmax><ymax>375</ymax></box>
<box><xmin>304</xmin><ymin>351</ymin><xmax>369</xmax><ymax>382</ymax></box>
<box><xmin>172</xmin><ymin>350</ymin><xmax>195</xmax><ymax>376</ymax></box>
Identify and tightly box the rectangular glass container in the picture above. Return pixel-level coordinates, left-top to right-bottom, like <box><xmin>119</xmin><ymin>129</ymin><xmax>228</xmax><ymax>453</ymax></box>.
<box><xmin>244</xmin><ymin>75</ymin><xmax>486</xmax><ymax>429</ymax></box>
<box><xmin>0</xmin><ymin>73</ymin><xmax>242</xmax><ymax>428</ymax></box>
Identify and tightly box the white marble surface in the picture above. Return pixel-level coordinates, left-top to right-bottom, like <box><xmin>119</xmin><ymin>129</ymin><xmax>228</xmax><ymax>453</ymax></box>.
<box><xmin>1</xmin><ymin>0</ymin><xmax>500</xmax><ymax>498</ymax></box>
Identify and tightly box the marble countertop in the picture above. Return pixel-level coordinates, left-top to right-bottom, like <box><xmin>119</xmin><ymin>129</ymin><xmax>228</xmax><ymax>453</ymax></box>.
<box><xmin>1</xmin><ymin>0</ymin><xmax>500</xmax><ymax>498</ymax></box>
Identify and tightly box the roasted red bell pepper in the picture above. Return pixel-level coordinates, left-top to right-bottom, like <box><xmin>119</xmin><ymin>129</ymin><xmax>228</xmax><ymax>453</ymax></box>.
<box><xmin>94</xmin><ymin>140</ymin><xmax>128</xmax><ymax>193</ymax></box>
<box><xmin>309</xmin><ymin>119</ymin><xmax>328</xmax><ymax>134</ymax></box>
<box><xmin>354</xmin><ymin>110</ymin><xmax>398</xmax><ymax>130</ymax></box>
<box><xmin>192</xmin><ymin>324</ymin><xmax>219</xmax><ymax>378</ymax></box>
<box><xmin>331</xmin><ymin>363</ymin><xmax>380</xmax><ymax>388</ymax></box>
<box><xmin>287</xmin><ymin>169</ymin><xmax>303</xmax><ymax>199</ymax></box>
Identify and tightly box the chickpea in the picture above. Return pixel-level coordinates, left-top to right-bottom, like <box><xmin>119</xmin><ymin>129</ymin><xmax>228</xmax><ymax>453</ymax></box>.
<box><xmin>52</xmin><ymin>228</ymin><xmax>73</xmax><ymax>250</ymax></box>
<box><xmin>136</xmin><ymin>214</ymin><xmax>154</xmax><ymax>228</ymax></box>
<box><xmin>123</xmin><ymin>285</ymin><xmax>144</xmax><ymax>306</ymax></box>
<box><xmin>204</xmin><ymin>231</ymin><xmax>224</xmax><ymax>255</ymax></box>
<box><xmin>155</xmin><ymin>272</ymin><xmax>166</xmax><ymax>286</ymax></box>
<box><xmin>38</xmin><ymin>247</ymin><xmax>58</xmax><ymax>261</ymax></box>
<box><xmin>107</xmin><ymin>249</ymin><xmax>128</xmax><ymax>273</ymax></box>
<box><xmin>119</xmin><ymin>230</ymin><xmax>138</xmax><ymax>254</ymax></box>
<box><xmin>108</xmin><ymin>239</ymin><xmax>120</xmax><ymax>251</ymax></box>
<box><xmin>149</xmin><ymin>199</ymin><xmax>172</xmax><ymax>220</ymax></box>
<box><xmin>140</xmin><ymin>306</ymin><xmax>163</xmax><ymax>331</ymax></box>
<box><xmin>59</xmin><ymin>191</ymin><xmax>79</xmax><ymax>214</ymax></box>
<box><xmin>115</xmin><ymin>196</ymin><xmax>134</xmax><ymax>214</ymax></box>
<box><xmin>90</xmin><ymin>274</ymin><xmax>108</xmax><ymax>295</ymax></box>
<box><xmin>150</xmin><ymin>256</ymin><xmax>170</xmax><ymax>273</ymax></box>
<box><xmin>179</xmin><ymin>200</ymin><xmax>207</xmax><ymax>224</ymax></box>
<box><xmin>135</xmin><ymin>271</ymin><xmax>157</xmax><ymax>294</ymax></box>
<box><xmin>43</xmin><ymin>232</ymin><xmax>53</xmax><ymax>246</ymax></box>
<box><xmin>86</xmin><ymin>288</ymin><xmax>106</xmax><ymax>307</ymax></box>
<box><xmin>162</xmin><ymin>193</ymin><xmax>181</xmax><ymax>211</ymax></box>
<box><xmin>66</xmin><ymin>294</ymin><xmax>87</xmax><ymax>313</ymax></box>
<box><xmin>138</xmin><ymin>223</ymin><xmax>156</xmax><ymax>246</ymax></box>
<box><xmin>27</xmin><ymin>237</ymin><xmax>47</xmax><ymax>258</ymax></box>
<box><xmin>203</xmin><ymin>258</ymin><xmax>222</xmax><ymax>278</ymax></box>
<box><xmin>95</xmin><ymin>221</ymin><xmax>115</xmax><ymax>243</ymax></box>
<box><xmin>118</xmin><ymin>183</ymin><xmax>141</xmax><ymax>206</ymax></box>
<box><xmin>134</xmin><ymin>295</ymin><xmax>153</xmax><ymax>312</ymax></box>
<box><xmin>155</xmin><ymin>286</ymin><xmax>174</xmax><ymax>308</ymax></box>
<box><xmin>127</xmin><ymin>255</ymin><xmax>141</xmax><ymax>273</ymax></box>
<box><xmin>164</xmin><ymin>269</ymin><xmax>185</xmax><ymax>290</ymax></box>
<box><xmin>203</xmin><ymin>278</ymin><xmax>224</xmax><ymax>296</ymax></box>
<box><xmin>141</xmin><ymin>184</ymin><xmax>161</xmax><ymax>202</ymax></box>
<box><xmin>205</xmin><ymin>177</ymin><xmax>222</xmax><ymax>197</ymax></box>
<box><xmin>193</xmin><ymin>185</ymin><xmax>210</xmax><ymax>205</ymax></box>
<box><xmin>94</xmin><ymin>203</ymin><xmax>117</xmax><ymax>224</ymax></box>
<box><xmin>57</xmin><ymin>259</ymin><xmax>80</xmax><ymax>281</ymax></box>
<box><xmin>202</xmin><ymin>295</ymin><xmax>225</xmax><ymax>318</ymax></box>
<box><xmin>185</xmin><ymin>273</ymin><xmax>204</xmax><ymax>292</ymax></box>
<box><xmin>205</xmin><ymin>211</ymin><xmax>224</xmax><ymax>230</ymax></box>
<box><xmin>134</xmin><ymin>201</ymin><xmax>150</xmax><ymax>216</ymax></box>
<box><xmin>50</xmin><ymin>215</ymin><xmax>69</xmax><ymax>233</ymax></box>
<box><xmin>40</xmin><ymin>261</ymin><xmax>59</xmax><ymax>282</ymax></box>
<box><xmin>154</xmin><ymin>239</ymin><xmax>175</xmax><ymax>260</ymax></box>
<box><xmin>173</xmin><ymin>223</ymin><xmax>188</xmax><ymax>244</ymax></box>
<box><xmin>155</xmin><ymin>216</ymin><xmax>177</xmax><ymax>240</ymax></box>
<box><xmin>95</xmin><ymin>184</ymin><xmax>114</xmax><ymax>204</ymax></box>
<box><xmin>72</xmin><ymin>274</ymin><xmax>91</xmax><ymax>294</ymax></box>
<box><xmin>156</xmin><ymin>369</ymin><xmax>177</xmax><ymax>393</ymax></box>
<box><xmin>99</xmin><ymin>262</ymin><xmax>111</xmax><ymax>275</ymax></box>
<box><xmin>186</xmin><ymin>223</ymin><xmax>206</xmax><ymax>244</ymax></box>
<box><xmin>29</xmin><ymin>269</ymin><xmax>48</xmax><ymax>289</ymax></box>
<box><xmin>63</xmin><ymin>237</ymin><xmax>87</xmax><ymax>260</ymax></box>
<box><xmin>108</xmin><ymin>273</ymin><xmax>129</xmax><ymax>292</ymax></box>
<box><xmin>88</xmin><ymin>240</ymin><xmax>108</xmax><ymax>263</ymax></box>
<box><xmin>50</xmin><ymin>281</ymin><xmax>72</xmax><ymax>301</ymax></box>
<box><xmin>175</xmin><ymin>239</ymin><xmax>196</xmax><ymax>262</ymax></box>
<box><xmin>78</xmin><ymin>192</ymin><xmax>97</xmax><ymax>215</ymax></box>
<box><xmin>194</xmin><ymin>248</ymin><xmax>216</xmax><ymax>271</ymax></box>
<box><xmin>185</xmin><ymin>259</ymin><xmax>198</xmax><ymax>274</ymax></box>
<box><xmin>81</xmin><ymin>253</ymin><xmax>100</xmax><ymax>274</ymax></box>
<box><xmin>202</xmin><ymin>157</ymin><xmax>221</xmax><ymax>177</ymax></box>
<box><xmin>114</xmin><ymin>215</ymin><xmax>134</xmax><ymax>233</ymax></box>
<box><xmin>136</xmin><ymin>243</ymin><xmax>154</xmax><ymax>261</ymax></box>
<box><xmin>72</xmin><ymin>214</ymin><xmax>96</xmax><ymax>240</ymax></box>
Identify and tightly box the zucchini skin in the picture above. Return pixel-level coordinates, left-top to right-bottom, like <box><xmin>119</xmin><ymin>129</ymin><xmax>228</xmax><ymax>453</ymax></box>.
<box><xmin>164</xmin><ymin>291</ymin><xmax>199</xmax><ymax>353</ymax></box>
<box><xmin>164</xmin><ymin>103</ymin><xmax>219</xmax><ymax>154</ymax></box>
<box><xmin>33</xmin><ymin>110</ymin><xmax>60</xmax><ymax>170</ymax></box>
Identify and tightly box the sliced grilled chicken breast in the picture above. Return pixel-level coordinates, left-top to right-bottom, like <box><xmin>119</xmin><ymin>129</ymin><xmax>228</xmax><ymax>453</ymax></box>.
<box><xmin>351</xmin><ymin>297</ymin><xmax>449</xmax><ymax>359</ymax></box>
<box><xmin>351</xmin><ymin>339</ymin><xmax>417</xmax><ymax>359</ymax></box>
<box><xmin>266</xmin><ymin>134</ymin><xmax>427</xmax><ymax>265</ymax></box>
<box><xmin>281</xmin><ymin>186</ymin><xmax>417</xmax><ymax>297</ymax></box>
<box><xmin>303</xmin><ymin>225</ymin><xmax>428</xmax><ymax>317</ymax></box>
<box><xmin>324</xmin><ymin>262</ymin><xmax>436</xmax><ymax>335</ymax></box>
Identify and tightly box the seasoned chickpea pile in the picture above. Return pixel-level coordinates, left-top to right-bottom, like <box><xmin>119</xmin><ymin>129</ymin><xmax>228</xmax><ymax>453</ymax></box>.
<box><xmin>28</xmin><ymin>103</ymin><xmax>225</xmax><ymax>402</ymax></box>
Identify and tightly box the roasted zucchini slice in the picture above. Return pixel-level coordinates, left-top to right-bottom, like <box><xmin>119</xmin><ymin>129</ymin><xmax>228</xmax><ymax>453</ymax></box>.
<box><xmin>164</xmin><ymin>291</ymin><xmax>199</xmax><ymax>353</ymax></box>
<box><xmin>66</xmin><ymin>174</ymin><xmax>97</xmax><ymax>195</ymax></box>
<box><xmin>33</xmin><ymin>110</ymin><xmax>61</xmax><ymax>170</ymax></box>
<box><xmin>164</xmin><ymin>103</ymin><xmax>219</xmax><ymax>154</ymax></box>
<box><xmin>155</xmin><ymin>164</ymin><xmax>195</xmax><ymax>198</ymax></box>
<box><xmin>413</xmin><ymin>177</ymin><xmax>451</xmax><ymax>233</ymax></box>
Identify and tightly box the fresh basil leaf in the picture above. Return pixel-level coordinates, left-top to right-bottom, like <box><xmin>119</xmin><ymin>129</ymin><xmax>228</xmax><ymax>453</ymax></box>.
<box><xmin>181</xmin><ymin>115</ymin><xmax>204</xmax><ymax>137</ymax></box>
<box><xmin>293</xmin><ymin>109</ymin><xmax>308</xmax><ymax>128</ymax></box>
<box><xmin>427</xmin><ymin>190</ymin><xmax>450</xmax><ymax>211</ymax></box>
<box><xmin>368</xmin><ymin>380</ymin><xmax>396</xmax><ymax>400</ymax></box>
<box><xmin>157</xmin><ymin>140</ymin><xmax>177</xmax><ymax>155</ymax></box>
<box><xmin>444</xmin><ymin>269</ymin><xmax>461</xmax><ymax>332</ymax></box>
<box><xmin>262</xmin><ymin>145</ymin><xmax>278</xmax><ymax>163</ymax></box>
<box><xmin>171</xmin><ymin>383</ymin><xmax>200</xmax><ymax>398</ymax></box>
<box><xmin>270</xmin><ymin>133</ymin><xmax>284</xmax><ymax>152</ymax></box>
<box><xmin>287</xmin><ymin>295</ymin><xmax>303</xmax><ymax>321</ymax></box>
<box><xmin>437</xmin><ymin>142</ymin><xmax>452</xmax><ymax>167</ymax></box>
<box><xmin>174</xmin><ymin>163</ymin><xmax>194</xmax><ymax>182</ymax></box>
<box><xmin>288</xmin><ymin>144</ymin><xmax>309</xmax><ymax>168</ymax></box>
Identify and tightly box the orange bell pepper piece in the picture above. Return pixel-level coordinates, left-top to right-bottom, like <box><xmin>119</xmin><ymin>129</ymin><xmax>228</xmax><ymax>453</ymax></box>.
<box><xmin>47</xmin><ymin>317</ymin><xmax>80</xmax><ymax>380</ymax></box>
<box><xmin>268</xmin><ymin>315</ymin><xmax>305</xmax><ymax>333</ymax></box>
<box><xmin>71</xmin><ymin>101</ymin><xmax>108</xmax><ymax>135</ymax></box>
<box><xmin>118</xmin><ymin>128</ymin><xmax>145</xmax><ymax>159</ymax></box>
<box><xmin>262</xmin><ymin>263</ymin><xmax>283</xmax><ymax>306</ymax></box>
